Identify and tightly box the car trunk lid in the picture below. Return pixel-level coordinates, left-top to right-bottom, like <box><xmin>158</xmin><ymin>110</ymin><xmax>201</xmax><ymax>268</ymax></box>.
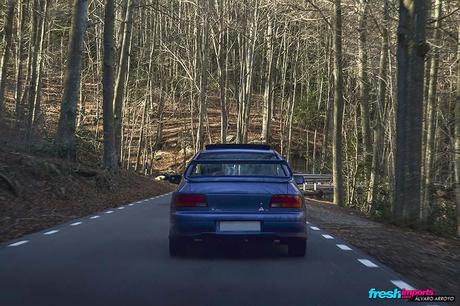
<box><xmin>185</xmin><ymin>181</ymin><xmax>288</xmax><ymax>211</ymax></box>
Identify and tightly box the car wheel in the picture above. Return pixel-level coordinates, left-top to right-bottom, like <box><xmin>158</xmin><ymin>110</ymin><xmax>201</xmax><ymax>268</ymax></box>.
<box><xmin>288</xmin><ymin>240</ymin><xmax>306</xmax><ymax>257</ymax></box>
<box><xmin>169</xmin><ymin>238</ymin><xmax>186</xmax><ymax>256</ymax></box>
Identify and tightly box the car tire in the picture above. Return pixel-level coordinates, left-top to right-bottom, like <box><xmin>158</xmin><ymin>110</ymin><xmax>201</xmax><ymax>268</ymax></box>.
<box><xmin>288</xmin><ymin>240</ymin><xmax>306</xmax><ymax>257</ymax></box>
<box><xmin>169</xmin><ymin>238</ymin><xmax>186</xmax><ymax>256</ymax></box>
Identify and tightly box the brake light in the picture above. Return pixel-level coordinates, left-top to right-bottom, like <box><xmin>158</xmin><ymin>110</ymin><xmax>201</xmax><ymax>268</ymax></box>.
<box><xmin>174</xmin><ymin>194</ymin><xmax>207</xmax><ymax>208</ymax></box>
<box><xmin>270</xmin><ymin>195</ymin><xmax>302</xmax><ymax>208</ymax></box>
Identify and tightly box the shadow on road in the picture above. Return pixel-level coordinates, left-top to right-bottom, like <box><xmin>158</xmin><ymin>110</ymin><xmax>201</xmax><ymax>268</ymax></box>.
<box><xmin>176</xmin><ymin>241</ymin><xmax>302</xmax><ymax>260</ymax></box>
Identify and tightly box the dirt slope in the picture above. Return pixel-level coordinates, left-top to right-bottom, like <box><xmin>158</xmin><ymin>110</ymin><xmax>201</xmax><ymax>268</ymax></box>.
<box><xmin>0</xmin><ymin>148</ymin><xmax>175</xmax><ymax>243</ymax></box>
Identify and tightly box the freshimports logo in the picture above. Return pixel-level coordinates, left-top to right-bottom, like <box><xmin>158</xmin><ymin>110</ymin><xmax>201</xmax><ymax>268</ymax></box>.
<box><xmin>368</xmin><ymin>288</ymin><xmax>456</xmax><ymax>303</ymax></box>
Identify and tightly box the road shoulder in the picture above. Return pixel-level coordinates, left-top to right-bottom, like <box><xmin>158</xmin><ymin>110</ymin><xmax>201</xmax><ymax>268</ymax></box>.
<box><xmin>306</xmin><ymin>198</ymin><xmax>460</xmax><ymax>299</ymax></box>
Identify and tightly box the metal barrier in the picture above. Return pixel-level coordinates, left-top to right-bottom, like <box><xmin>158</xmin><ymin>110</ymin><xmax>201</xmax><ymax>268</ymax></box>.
<box><xmin>295</xmin><ymin>174</ymin><xmax>333</xmax><ymax>194</ymax></box>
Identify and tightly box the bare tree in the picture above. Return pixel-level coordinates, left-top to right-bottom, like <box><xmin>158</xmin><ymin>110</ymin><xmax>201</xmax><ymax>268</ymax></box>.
<box><xmin>55</xmin><ymin>0</ymin><xmax>89</xmax><ymax>160</ymax></box>
<box><xmin>394</xmin><ymin>0</ymin><xmax>428</xmax><ymax>225</ymax></box>
<box><xmin>422</xmin><ymin>0</ymin><xmax>442</xmax><ymax>222</ymax></box>
<box><xmin>14</xmin><ymin>0</ymin><xmax>28</xmax><ymax>123</ymax></box>
<box><xmin>102</xmin><ymin>0</ymin><xmax>117</xmax><ymax>170</ymax></box>
<box><xmin>236</xmin><ymin>0</ymin><xmax>259</xmax><ymax>143</ymax></box>
<box><xmin>0</xmin><ymin>0</ymin><xmax>16</xmax><ymax>113</ymax></box>
<box><xmin>357</xmin><ymin>0</ymin><xmax>372</xmax><ymax>183</ymax></box>
<box><xmin>332</xmin><ymin>0</ymin><xmax>345</xmax><ymax>206</ymax></box>
<box><xmin>455</xmin><ymin>25</ymin><xmax>460</xmax><ymax>237</ymax></box>
<box><xmin>367</xmin><ymin>0</ymin><xmax>389</xmax><ymax>214</ymax></box>
<box><xmin>262</xmin><ymin>16</ymin><xmax>275</xmax><ymax>143</ymax></box>
<box><xmin>114</xmin><ymin>0</ymin><xmax>135</xmax><ymax>160</ymax></box>
<box><xmin>196</xmin><ymin>0</ymin><xmax>210</xmax><ymax>150</ymax></box>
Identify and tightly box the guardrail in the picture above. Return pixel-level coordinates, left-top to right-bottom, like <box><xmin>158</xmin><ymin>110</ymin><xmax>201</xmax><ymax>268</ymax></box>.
<box><xmin>295</xmin><ymin>173</ymin><xmax>333</xmax><ymax>197</ymax></box>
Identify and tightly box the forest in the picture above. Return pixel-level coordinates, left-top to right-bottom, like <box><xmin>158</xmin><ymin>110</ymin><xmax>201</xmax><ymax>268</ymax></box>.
<box><xmin>0</xmin><ymin>0</ymin><xmax>459</xmax><ymax>236</ymax></box>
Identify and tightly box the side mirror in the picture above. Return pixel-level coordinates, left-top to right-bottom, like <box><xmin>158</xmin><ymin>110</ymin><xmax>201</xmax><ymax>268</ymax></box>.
<box><xmin>168</xmin><ymin>174</ymin><xmax>182</xmax><ymax>184</ymax></box>
<box><xmin>294</xmin><ymin>175</ymin><xmax>305</xmax><ymax>185</ymax></box>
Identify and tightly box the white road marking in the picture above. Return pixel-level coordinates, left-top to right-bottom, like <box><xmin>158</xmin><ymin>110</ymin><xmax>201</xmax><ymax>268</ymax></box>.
<box><xmin>391</xmin><ymin>280</ymin><xmax>415</xmax><ymax>290</ymax></box>
<box><xmin>310</xmin><ymin>226</ymin><xmax>320</xmax><ymax>231</ymax></box>
<box><xmin>118</xmin><ymin>206</ymin><xmax>125</xmax><ymax>209</ymax></box>
<box><xmin>90</xmin><ymin>215</ymin><xmax>100</xmax><ymax>219</ymax></box>
<box><xmin>8</xmin><ymin>240</ymin><xmax>29</xmax><ymax>247</ymax></box>
<box><xmin>306</xmin><ymin>221</ymin><xmax>310</xmax><ymax>224</ymax></box>
<box><xmin>105</xmin><ymin>210</ymin><xmax>114</xmax><ymax>214</ymax></box>
<box><xmin>70</xmin><ymin>222</ymin><xmax>82</xmax><ymax>226</ymax></box>
<box><xmin>136</xmin><ymin>201</ymin><xmax>142</xmax><ymax>204</ymax></box>
<box><xmin>128</xmin><ymin>203</ymin><xmax>134</xmax><ymax>206</ymax></box>
<box><xmin>358</xmin><ymin>259</ymin><xmax>379</xmax><ymax>268</ymax></box>
<box><xmin>322</xmin><ymin>234</ymin><xmax>334</xmax><ymax>239</ymax></box>
<box><xmin>336</xmin><ymin>244</ymin><xmax>352</xmax><ymax>250</ymax></box>
<box><xmin>43</xmin><ymin>230</ymin><xmax>59</xmax><ymax>236</ymax></box>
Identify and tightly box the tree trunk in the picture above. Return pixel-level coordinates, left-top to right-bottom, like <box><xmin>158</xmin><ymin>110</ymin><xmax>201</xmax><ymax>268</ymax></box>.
<box><xmin>332</xmin><ymin>0</ymin><xmax>345</xmax><ymax>206</ymax></box>
<box><xmin>394</xmin><ymin>0</ymin><xmax>428</xmax><ymax>225</ymax></box>
<box><xmin>25</xmin><ymin>0</ymin><xmax>40</xmax><ymax>143</ymax></box>
<box><xmin>368</xmin><ymin>0</ymin><xmax>389</xmax><ymax>214</ymax></box>
<box><xmin>422</xmin><ymin>0</ymin><xmax>442</xmax><ymax>222</ymax></box>
<box><xmin>135</xmin><ymin>99</ymin><xmax>148</xmax><ymax>172</ymax></box>
<box><xmin>114</xmin><ymin>0</ymin><xmax>135</xmax><ymax>160</ymax></box>
<box><xmin>31</xmin><ymin>0</ymin><xmax>48</xmax><ymax>129</ymax></box>
<box><xmin>14</xmin><ymin>0</ymin><xmax>28</xmax><ymax>124</ymax></box>
<box><xmin>236</xmin><ymin>0</ymin><xmax>258</xmax><ymax>144</ymax></box>
<box><xmin>357</xmin><ymin>0</ymin><xmax>372</xmax><ymax>184</ymax></box>
<box><xmin>0</xmin><ymin>0</ymin><xmax>16</xmax><ymax>113</ymax></box>
<box><xmin>102</xmin><ymin>0</ymin><xmax>117</xmax><ymax>170</ymax></box>
<box><xmin>212</xmin><ymin>0</ymin><xmax>228</xmax><ymax>144</ymax></box>
<box><xmin>287</xmin><ymin>38</ymin><xmax>300</xmax><ymax>163</ymax></box>
<box><xmin>262</xmin><ymin>17</ymin><xmax>274</xmax><ymax>143</ymax></box>
<box><xmin>455</xmin><ymin>26</ymin><xmax>460</xmax><ymax>237</ymax></box>
<box><xmin>196</xmin><ymin>0</ymin><xmax>210</xmax><ymax>150</ymax></box>
<box><xmin>55</xmin><ymin>0</ymin><xmax>89</xmax><ymax>160</ymax></box>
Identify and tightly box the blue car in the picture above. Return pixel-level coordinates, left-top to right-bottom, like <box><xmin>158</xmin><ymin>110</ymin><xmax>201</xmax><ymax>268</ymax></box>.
<box><xmin>168</xmin><ymin>144</ymin><xmax>307</xmax><ymax>256</ymax></box>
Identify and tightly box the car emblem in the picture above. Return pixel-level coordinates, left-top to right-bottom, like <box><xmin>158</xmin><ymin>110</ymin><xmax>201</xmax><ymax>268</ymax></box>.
<box><xmin>259</xmin><ymin>202</ymin><xmax>265</xmax><ymax>212</ymax></box>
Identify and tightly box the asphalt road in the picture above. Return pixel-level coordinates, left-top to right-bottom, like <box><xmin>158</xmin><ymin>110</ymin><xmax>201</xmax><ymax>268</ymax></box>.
<box><xmin>0</xmin><ymin>193</ymin><xmax>438</xmax><ymax>306</ymax></box>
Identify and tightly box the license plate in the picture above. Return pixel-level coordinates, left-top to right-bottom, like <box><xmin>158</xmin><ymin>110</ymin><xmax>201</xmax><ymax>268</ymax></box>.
<box><xmin>218</xmin><ymin>221</ymin><xmax>261</xmax><ymax>232</ymax></box>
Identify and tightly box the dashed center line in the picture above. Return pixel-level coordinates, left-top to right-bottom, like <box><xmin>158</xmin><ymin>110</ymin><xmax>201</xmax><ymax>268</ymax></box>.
<box><xmin>8</xmin><ymin>240</ymin><xmax>29</xmax><ymax>247</ymax></box>
<box><xmin>310</xmin><ymin>226</ymin><xmax>320</xmax><ymax>231</ymax></box>
<box><xmin>336</xmin><ymin>244</ymin><xmax>352</xmax><ymax>250</ymax></box>
<box><xmin>105</xmin><ymin>211</ymin><xmax>114</xmax><ymax>214</ymax></box>
<box><xmin>90</xmin><ymin>215</ymin><xmax>100</xmax><ymax>219</ymax></box>
<box><xmin>322</xmin><ymin>234</ymin><xmax>334</xmax><ymax>239</ymax></box>
<box><xmin>70</xmin><ymin>222</ymin><xmax>82</xmax><ymax>226</ymax></box>
<box><xmin>128</xmin><ymin>203</ymin><xmax>134</xmax><ymax>206</ymax></box>
<box><xmin>391</xmin><ymin>280</ymin><xmax>415</xmax><ymax>290</ymax></box>
<box><xmin>43</xmin><ymin>230</ymin><xmax>59</xmax><ymax>236</ymax></box>
<box><xmin>358</xmin><ymin>259</ymin><xmax>379</xmax><ymax>268</ymax></box>
<box><xmin>118</xmin><ymin>206</ymin><xmax>125</xmax><ymax>209</ymax></box>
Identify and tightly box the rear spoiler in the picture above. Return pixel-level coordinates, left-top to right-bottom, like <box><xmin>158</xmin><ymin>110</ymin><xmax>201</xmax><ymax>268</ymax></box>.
<box><xmin>188</xmin><ymin>159</ymin><xmax>289</xmax><ymax>165</ymax></box>
<box><xmin>205</xmin><ymin>144</ymin><xmax>271</xmax><ymax>151</ymax></box>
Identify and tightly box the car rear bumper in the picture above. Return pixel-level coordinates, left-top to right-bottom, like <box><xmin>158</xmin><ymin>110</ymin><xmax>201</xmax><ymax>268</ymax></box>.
<box><xmin>169</xmin><ymin>211</ymin><xmax>308</xmax><ymax>240</ymax></box>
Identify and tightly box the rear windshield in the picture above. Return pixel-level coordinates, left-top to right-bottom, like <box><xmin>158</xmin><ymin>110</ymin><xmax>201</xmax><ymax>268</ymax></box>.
<box><xmin>197</xmin><ymin>152</ymin><xmax>278</xmax><ymax>160</ymax></box>
<box><xmin>189</xmin><ymin>162</ymin><xmax>288</xmax><ymax>177</ymax></box>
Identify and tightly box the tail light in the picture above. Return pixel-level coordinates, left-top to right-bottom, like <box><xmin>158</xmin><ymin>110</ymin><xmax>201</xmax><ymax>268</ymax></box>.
<box><xmin>270</xmin><ymin>195</ymin><xmax>302</xmax><ymax>208</ymax></box>
<box><xmin>174</xmin><ymin>194</ymin><xmax>207</xmax><ymax>208</ymax></box>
